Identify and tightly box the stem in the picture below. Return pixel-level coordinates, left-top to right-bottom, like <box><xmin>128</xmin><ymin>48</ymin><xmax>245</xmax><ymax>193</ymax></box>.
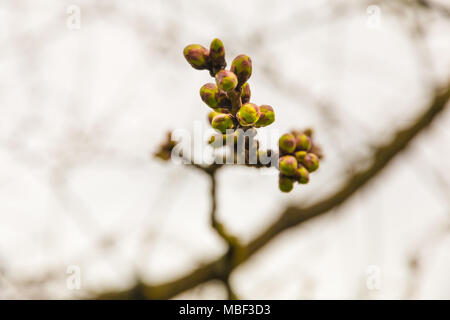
<box><xmin>228</xmin><ymin>88</ymin><xmax>242</xmax><ymax>115</ymax></box>
<box><xmin>209</xmin><ymin>171</ymin><xmax>241</xmax><ymax>248</ymax></box>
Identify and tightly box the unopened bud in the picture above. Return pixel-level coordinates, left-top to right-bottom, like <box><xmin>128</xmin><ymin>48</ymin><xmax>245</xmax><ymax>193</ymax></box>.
<box><xmin>208</xmin><ymin>111</ymin><xmax>220</xmax><ymax>124</ymax></box>
<box><xmin>230</xmin><ymin>54</ymin><xmax>252</xmax><ymax>85</ymax></box>
<box><xmin>211</xmin><ymin>113</ymin><xmax>234</xmax><ymax>133</ymax></box>
<box><xmin>278</xmin><ymin>155</ymin><xmax>297</xmax><ymax>176</ymax></box>
<box><xmin>279</xmin><ymin>174</ymin><xmax>294</xmax><ymax>193</ymax></box>
<box><xmin>200</xmin><ymin>83</ymin><xmax>219</xmax><ymax>108</ymax></box>
<box><xmin>294</xmin><ymin>150</ymin><xmax>307</xmax><ymax>162</ymax></box>
<box><xmin>208</xmin><ymin>108</ymin><xmax>230</xmax><ymax>124</ymax></box>
<box><xmin>210</xmin><ymin>38</ymin><xmax>226</xmax><ymax>70</ymax></box>
<box><xmin>215</xmin><ymin>70</ymin><xmax>238</xmax><ymax>92</ymax></box>
<box><xmin>278</xmin><ymin>133</ymin><xmax>296</xmax><ymax>153</ymax></box>
<box><xmin>255</xmin><ymin>105</ymin><xmax>275</xmax><ymax>127</ymax></box>
<box><xmin>301</xmin><ymin>153</ymin><xmax>319</xmax><ymax>172</ymax></box>
<box><xmin>240</xmin><ymin>82</ymin><xmax>251</xmax><ymax>103</ymax></box>
<box><xmin>183</xmin><ymin>44</ymin><xmax>210</xmax><ymax>70</ymax></box>
<box><xmin>237</xmin><ymin>103</ymin><xmax>260</xmax><ymax>126</ymax></box>
<box><xmin>294</xmin><ymin>166</ymin><xmax>310</xmax><ymax>184</ymax></box>
<box><xmin>295</xmin><ymin>133</ymin><xmax>311</xmax><ymax>151</ymax></box>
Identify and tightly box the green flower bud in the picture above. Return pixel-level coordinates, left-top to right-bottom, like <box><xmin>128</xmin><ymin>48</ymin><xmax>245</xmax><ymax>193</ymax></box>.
<box><xmin>215</xmin><ymin>70</ymin><xmax>238</xmax><ymax>92</ymax></box>
<box><xmin>210</xmin><ymin>38</ymin><xmax>226</xmax><ymax>70</ymax></box>
<box><xmin>295</xmin><ymin>133</ymin><xmax>311</xmax><ymax>151</ymax></box>
<box><xmin>230</xmin><ymin>54</ymin><xmax>252</xmax><ymax>84</ymax></box>
<box><xmin>279</xmin><ymin>174</ymin><xmax>294</xmax><ymax>193</ymax></box>
<box><xmin>294</xmin><ymin>150</ymin><xmax>307</xmax><ymax>162</ymax></box>
<box><xmin>208</xmin><ymin>111</ymin><xmax>220</xmax><ymax>124</ymax></box>
<box><xmin>294</xmin><ymin>166</ymin><xmax>310</xmax><ymax>184</ymax></box>
<box><xmin>211</xmin><ymin>113</ymin><xmax>234</xmax><ymax>133</ymax></box>
<box><xmin>301</xmin><ymin>153</ymin><xmax>319</xmax><ymax>172</ymax></box>
<box><xmin>200</xmin><ymin>83</ymin><xmax>219</xmax><ymax>108</ymax></box>
<box><xmin>278</xmin><ymin>155</ymin><xmax>297</xmax><ymax>176</ymax></box>
<box><xmin>183</xmin><ymin>44</ymin><xmax>210</xmax><ymax>70</ymax></box>
<box><xmin>255</xmin><ymin>105</ymin><xmax>275</xmax><ymax>127</ymax></box>
<box><xmin>241</xmin><ymin>82</ymin><xmax>251</xmax><ymax>103</ymax></box>
<box><xmin>278</xmin><ymin>133</ymin><xmax>296</xmax><ymax>153</ymax></box>
<box><xmin>237</xmin><ymin>103</ymin><xmax>260</xmax><ymax>126</ymax></box>
<box><xmin>208</xmin><ymin>108</ymin><xmax>231</xmax><ymax>124</ymax></box>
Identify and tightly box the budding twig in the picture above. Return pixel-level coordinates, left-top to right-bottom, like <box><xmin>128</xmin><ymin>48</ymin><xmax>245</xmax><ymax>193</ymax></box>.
<box><xmin>97</xmin><ymin>79</ymin><xmax>450</xmax><ymax>300</ymax></box>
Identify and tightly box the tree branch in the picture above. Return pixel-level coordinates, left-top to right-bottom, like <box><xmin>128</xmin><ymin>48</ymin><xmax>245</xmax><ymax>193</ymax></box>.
<box><xmin>95</xmin><ymin>80</ymin><xmax>450</xmax><ymax>299</ymax></box>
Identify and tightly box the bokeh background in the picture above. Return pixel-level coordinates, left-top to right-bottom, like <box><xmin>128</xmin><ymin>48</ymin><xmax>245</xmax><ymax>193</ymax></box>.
<box><xmin>0</xmin><ymin>0</ymin><xmax>449</xmax><ymax>299</ymax></box>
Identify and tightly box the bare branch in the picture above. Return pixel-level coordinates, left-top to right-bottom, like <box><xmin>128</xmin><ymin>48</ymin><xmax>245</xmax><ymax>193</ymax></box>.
<box><xmin>95</xmin><ymin>80</ymin><xmax>450</xmax><ymax>300</ymax></box>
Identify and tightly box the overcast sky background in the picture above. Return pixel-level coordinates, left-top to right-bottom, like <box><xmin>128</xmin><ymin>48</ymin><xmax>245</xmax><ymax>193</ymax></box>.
<box><xmin>0</xmin><ymin>0</ymin><xmax>449</xmax><ymax>299</ymax></box>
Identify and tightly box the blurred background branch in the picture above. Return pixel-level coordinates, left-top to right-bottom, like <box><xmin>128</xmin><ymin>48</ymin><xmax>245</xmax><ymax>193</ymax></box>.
<box><xmin>95</xmin><ymin>80</ymin><xmax>450</xmax><ymax>299</ymax></box>
<box><xmin>1</xmin><ymin>0</ymin><xmax>450</xmax><ymax>299</ymax></box>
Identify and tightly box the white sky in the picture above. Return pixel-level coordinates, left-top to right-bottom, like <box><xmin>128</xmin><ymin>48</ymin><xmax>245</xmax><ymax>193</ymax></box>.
<box><xmin>0</xmin><ymin>0</ymin><xmax>449</xmax><ymax>299</ymax></box>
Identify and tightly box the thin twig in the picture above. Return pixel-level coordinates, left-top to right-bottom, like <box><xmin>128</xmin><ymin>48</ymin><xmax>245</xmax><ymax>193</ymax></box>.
<box><xmin>95</xmin><ymin>80</ymin><xmax>450</xmax><ymax>300</ymax></box>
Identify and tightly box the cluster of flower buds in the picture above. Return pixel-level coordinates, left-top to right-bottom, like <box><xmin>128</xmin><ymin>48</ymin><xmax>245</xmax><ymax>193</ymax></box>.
<box><xmin>183</xmin><ymin>38</ymin><xmax>275</xmax><ymax>136</ymax></box>
<box><xmin>277</xmin><ymin>129</ymin><xmax>322</xmax><ymax>193</ymax></box>
<box><xmin>154</xmin><ymin>131</ymin><xmax>176</xmax><ymax>161</ymax></box>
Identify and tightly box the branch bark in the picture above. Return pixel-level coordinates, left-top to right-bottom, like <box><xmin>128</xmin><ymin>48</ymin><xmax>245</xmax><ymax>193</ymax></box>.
<box><xmin>95</xmin><ymin>80</ymin><xmax>450</xmax><ymax>300</ymax></box>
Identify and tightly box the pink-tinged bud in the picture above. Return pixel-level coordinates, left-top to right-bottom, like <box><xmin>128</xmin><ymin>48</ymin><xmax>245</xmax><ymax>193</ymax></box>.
<box><xmin>208</xmin><ymin>111</ymin><xmax>220</xmax><ymax>124</ymax></box>
<box><xmin>279</xmin><ymin>174</ymin><xmax>294</xmax><ymax>193</ymax></box>
<box><xmin>183</xmin><ymin>44</ymin><xmax>210</xmax><ymax>70</ymax></box>
<box><xmin>200</xmin><ymin>83</ymin><xmax>219</xmax><ymax>108</ymax></box>
<box><xmin>301</xmin><ymin>153</ymin><xmax>319</xmax><ymax>172</ymax></box>
<box><xmin>230</xmin><ymin>54</ymin><xmax>252</xmax><ymax>85</ymax></box>
<box><xmin>294</xmin><ymin>150</ymin><xmax>307</xmax><ymax>162</ymax></box>
<box><xmin>294</xmin><ymin>166</ymin><xmax>310</xmax><ymax>184</ymax></box>
<box><xmin>237</xmin><ymin>103</ymin><xmax>260</xmax><ymax>126</ymax></box>
<box><xmin>208</xmin><ymin>108</ymin><xmax>231</xmax><ymax>124</ymax></box>
<box><xmin>295</xmin><ymin>133</ymin><xmax>311</xmax><ymax>151</ymax></box>
<box><xmin>210</xmin><ymin>38</ymin><xmax>226</xmax><ymax>70</ymax></box>
<box><xmin>278</xmin><ymin>155</ymin><xmax>297</xmax><ymax>176</ymax></box>
<box><xmin>215</xmin><ymin>70</ymin><xmax>238</xmax><ymax>92</ymax></box>
<box><xmin>255</xmin><ymin>105</ymin><xmax>275</xmax><ymax>127</ymax></box>
<box><xmin>240</xmin><ymin>82</ymin><xmax>251</xmax><ymax>103</ymax></box>
<box><xmin>278</xmin><ymin>133</ymin><xmax>296</xmax><ymax>153</ymax></box>
<box><xmin>211</xmin><ymin>113</ymin><xmax>234</xmax><ymax>133</ymax></box>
